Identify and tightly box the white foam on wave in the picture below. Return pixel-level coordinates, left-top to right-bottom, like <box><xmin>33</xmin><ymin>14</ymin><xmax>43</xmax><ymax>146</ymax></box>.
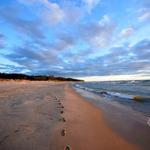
<box><xmin>147</xmin><ymin>117</ymin><xmax>150</xmax><ymax>127</ymax></box>
<box><xmin>107</xmin><ymin>91</ymin><xmax>133</xmax><ymax>99</ymax></box>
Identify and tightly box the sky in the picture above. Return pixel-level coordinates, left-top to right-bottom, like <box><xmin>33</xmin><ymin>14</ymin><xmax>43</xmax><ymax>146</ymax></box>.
<box><xmin>0</xmin><ymin>0</ymin><xmax>150</xmax><ymax>81</ymax></box>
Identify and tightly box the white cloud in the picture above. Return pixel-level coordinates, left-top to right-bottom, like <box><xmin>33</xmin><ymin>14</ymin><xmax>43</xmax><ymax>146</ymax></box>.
<box><xmin>63</xmin><ymin>6</ymin><xmax>84</xmax><ymax>23</ymax></box>
<box><xmin>139</xmin><ymin>11</ymin><xmax>150</xmax><ymax>22</ymax></box>
<box><xmin>18</xmin><ymin>0</ymin><xmax>65</xmax><ymax>25</ymax></box>
<box><xmin>82</xmin><ymin>0</ymin><xmax>101</xmax><ymax>13</ymax></box>
<box><xmin>80</xmin><ymin>15</ymin><xmax>115</xmax><ymax>48</ymax></box>
<box><xmin>120</xmin><ymin>27</ymin><xmax>135</xmax><ymax>38</ymax></box>
<box><xmin>99</xmin><ymin>15</ymin><xmax>111</xmax><ymax>25</ymax></box>
<box><xmin>18</xmin><ymin>0</ymin><xmax>83</xmax><ymax>25</ymax></box>
<box><xmin>42</xmin><ymin>2</ymin><xmax>65</xmax><ymax>25</ymax></box>
<box><xmin>138</xmin><ymin>8</ymin><xmax>150</xmax><ymax>22</ymax></box>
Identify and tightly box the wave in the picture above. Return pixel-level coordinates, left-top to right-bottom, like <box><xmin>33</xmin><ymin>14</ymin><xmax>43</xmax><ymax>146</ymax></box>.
<box><xmin>147</xmin><ymin>118</ymin><xmax>150</xmax><ymax>127</ymax></box>
<box><xmin>74</xmin><ymin>84</ymin><xmax>150</xmax><ymax>102</ymax></box>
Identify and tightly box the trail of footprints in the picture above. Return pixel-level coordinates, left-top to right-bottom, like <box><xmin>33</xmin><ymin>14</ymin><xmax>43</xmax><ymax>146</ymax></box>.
<box><xmin>0</xmin><ymin>95</ymin><xmax>71</xmax><ymax>149</ymax></box>
<box><xmin>54</xmin><ymin>96</ymin><xmax>71</xmax><ymax>150</ymax></box>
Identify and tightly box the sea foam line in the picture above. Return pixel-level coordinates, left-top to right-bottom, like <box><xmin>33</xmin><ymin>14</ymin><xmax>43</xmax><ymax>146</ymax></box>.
<box><xmin>147</xmin><ymin>117</ymin><xmax>150</xmax><ymax>127</ymax></box>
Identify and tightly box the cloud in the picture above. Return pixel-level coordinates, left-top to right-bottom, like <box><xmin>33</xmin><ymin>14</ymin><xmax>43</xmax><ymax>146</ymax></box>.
<box><xmin>82</xmin><ymin>0</ymin><xmax>101</xmax><ymax>13</ymax></box>
<box><xmin>80</xmin><ymin>15</ymin><xmax>116</xmax><ymax>48</ymax></box>
<box><xmin>0</xmin><ymin>1</ymin><xmax>81</xmax><ymax>49</ymax></box>
<box><xmin>138</xmin><ymin>8</ymin><xmax>150</xmax><ymax>22</ymax></box>
<box><xmin>4</xmin><ymin>43</ymin><xmax>62</xmax><ymax>74</ymax></box>
<box><xmin>2</xmin><ymin>31</ymin><xmax>78</xmax><ymax>74</ymax></box>
<box><xmin>3</xmin><ymin>38</ymin><xmax>150</xmax><ymax>76</ymax></box>
<box><xmin>99</xmin><ymin>39</ymin><xmax>150</xmax><ymax>75</ymax></box>
<box><xmin>18</xmin><ymin>0</ymin><xmax>83</xmax><ymax>25</ymax></box>
<box><xmin>51</xmin><ymin>32</ymin><xmax>76</xmax><ymax>51</ymax></box>
<box><xmin>18</xmin><ymin>0</ymin><xmax>65</xmax><ymax>25</ymax></box>
<box><xmin>61</xmin><ymin>39</ymin><xmax>150</xmax><ymax>76</ymax></box>
<box><xmin>1</xmin><ymin>0</ymin><xmax>149</xmax><ymax>78</ymax></box>
<box><xmin>0</xmin><ymin>64</ymin><xmax>29</xmax><ymax>73</ymax></box>
<box><xmin>119</xmin><ymin>27</ymin><xmax>135</xmax><ymax>38</ymax></box>
<box><xmin>0</xmin><ymin>6</ymin><xmax>45</xmax><ymax>41</ymax></box>
<box><xmin>63</xmin><ymin>6</ymin><xmax>84</xmax><ymax>23</ymax></box>
<box><xmin>133</xmin><ymin>39</ymin><xmax>150</xmax><ymax>51</ymax></box>
<box><xmin>40</xmin><ymin>1</ymin><xmax>65</xmax><ymax>25</ymax></box>
<box><xmin>132</xmin><ymin>39</ymin><xmax>150</xmax><ymax>60</ymax></box>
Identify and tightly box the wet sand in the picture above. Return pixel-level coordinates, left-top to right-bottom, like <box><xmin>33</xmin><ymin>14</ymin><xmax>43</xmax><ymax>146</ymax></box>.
<box><xmin>0</xmin><ymin>81</ymin><xmax>140</xmax><ymax>150</ymax></box>
<box><xmin>74</xmin><ymin>88</ymin><xmax>150</xmax><ymax>150</ymax></box>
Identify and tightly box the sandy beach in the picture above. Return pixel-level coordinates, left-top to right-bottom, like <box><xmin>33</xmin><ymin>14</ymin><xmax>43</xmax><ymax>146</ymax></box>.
<box><xmin>0</xmin><ymin>81</ymin><xmax>141</xmax><ymax>150</ymax></box>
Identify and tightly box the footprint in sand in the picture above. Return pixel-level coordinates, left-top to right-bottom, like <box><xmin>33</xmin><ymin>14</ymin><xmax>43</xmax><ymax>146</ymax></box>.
<box><xmin>62</xmin><ymin>117</ymin><xmax>66</xmax><ymax>122</ymax></box>
<box><xmin>14</xmin><ymin>129</ymin><xmax>19</xmax><ymax>133</ymax></box>
<box><xmin>61</xmin><ymin>129</ymin><xmax>66</xmax><ymax>136</ymax></box>
<box><xmin>58</xmin><ymin>102</ymin><xmax>61</xmax><ymax>105</ymax></box>
<box><xmin>60</xmin><ymin>110</ymin><xmax>64</xmax><ymax>114</ymax></box>
<box><xmin>57</xmin><ymin>105</ymin><xmax>64</xmax><ymax>109</ymax></box>
<box><xmin>64</xmin><ymin>145</ymin><xmax>71</xmax><ymax>150</ymax></box>
<box><xmin>59</xmin><ymin>117</ymin><xmax>66</xmax><ymax>122</ymax></box>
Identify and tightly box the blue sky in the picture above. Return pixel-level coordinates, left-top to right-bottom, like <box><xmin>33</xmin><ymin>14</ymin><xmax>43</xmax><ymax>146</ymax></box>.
<box><xmin>0</xmin><ymin>0</ymin><xmax>150</xmax><ymax>80</ymax></box>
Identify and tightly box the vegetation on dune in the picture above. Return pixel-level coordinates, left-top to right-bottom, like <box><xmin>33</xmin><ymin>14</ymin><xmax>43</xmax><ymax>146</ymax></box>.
<box><xmin>0</xmin><ymin>73</ymin><xmax>84</xmax><ymax>82</ymax></box>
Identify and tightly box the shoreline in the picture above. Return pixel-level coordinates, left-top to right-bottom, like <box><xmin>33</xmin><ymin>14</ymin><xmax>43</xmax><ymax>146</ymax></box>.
<box><xmin>73</xmin><ymin>86</ymin><xmax>150</xmax><ymax>150</ymax></box>
<box><xmin>49</xmin><ymin>83</ymin><xmax>140</xmax><ymax>150</ymax></box>
<box><xmin>0</xmin><ymin>81</ymin><xmax>143</xmax><ymax>150</ymax></box>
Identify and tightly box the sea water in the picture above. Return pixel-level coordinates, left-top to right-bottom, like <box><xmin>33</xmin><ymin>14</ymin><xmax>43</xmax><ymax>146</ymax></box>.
<box><xmin>74</xmin><ymin>80</ymin><xmax>150</xmax><ymax>117</ymax></box>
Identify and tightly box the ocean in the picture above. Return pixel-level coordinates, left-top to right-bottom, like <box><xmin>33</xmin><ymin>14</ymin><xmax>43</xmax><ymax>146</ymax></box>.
<box><xmin>73</xmin><ymin>80</ymin><xmax>150</xmax><ymax>117</ymax></box>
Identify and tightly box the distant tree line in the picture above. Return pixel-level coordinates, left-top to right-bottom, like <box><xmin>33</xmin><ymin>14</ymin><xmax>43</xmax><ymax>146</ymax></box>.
<box><xmin>0</xmin><ymin>73</ymin><xmax>84</xmax><ymax>82</ymax></box>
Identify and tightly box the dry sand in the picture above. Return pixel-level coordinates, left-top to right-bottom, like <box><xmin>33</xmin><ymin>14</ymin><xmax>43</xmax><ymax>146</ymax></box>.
<box><xmin>0</xmin><ymin>81</ymin><xmax>140</xmax><ymax>150</ymax></box>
